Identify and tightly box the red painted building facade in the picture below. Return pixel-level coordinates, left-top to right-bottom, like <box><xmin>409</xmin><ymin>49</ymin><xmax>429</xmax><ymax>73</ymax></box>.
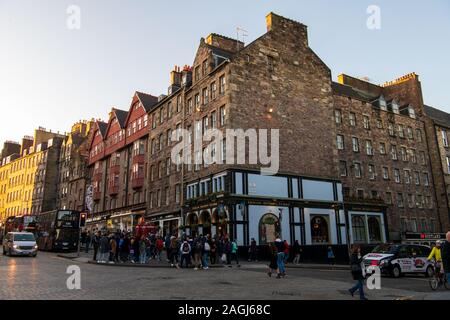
<box><xmin>87</xmin><ymin>92</ymin><xmax>158</xmax><ymax>232</ymax></box>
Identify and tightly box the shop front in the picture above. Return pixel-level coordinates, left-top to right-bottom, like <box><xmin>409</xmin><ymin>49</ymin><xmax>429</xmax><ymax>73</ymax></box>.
<box><xmin>105</xmin><ymin>210</ymin><xmax>145</xmax><ymax>234</ymax></box>
<box><xmin>185</xmin><ymin>204</ymin><xmax>230</xmax><ymax>238</ymax></box>
<box><xmin>146</xmin><ymin>212</ymin><xmax>181</xmax><ymax>238</ymax></box>
<box><xmin>86</xmin><ymin>214</ymin><xmax>110</xmax><ymax>232</ymax></box>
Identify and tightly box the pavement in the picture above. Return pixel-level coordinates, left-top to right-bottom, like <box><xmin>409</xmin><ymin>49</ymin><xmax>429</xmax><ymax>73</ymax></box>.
<box><xmin>57</xmin><ymin>251</ymin><xmax>349</xmax><ymax>270</ymax></box>
<box><xmin>1</xmin><ymin>251</ymin><xmax>450</xmax><ymax>300</ymax></box>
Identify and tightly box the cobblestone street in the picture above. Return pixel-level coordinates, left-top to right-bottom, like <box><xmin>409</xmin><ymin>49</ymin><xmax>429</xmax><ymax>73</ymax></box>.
<box><xmin>1</xmin><ymin>252</ymin><xmax>450</xmax><ymax>300</ymax></box>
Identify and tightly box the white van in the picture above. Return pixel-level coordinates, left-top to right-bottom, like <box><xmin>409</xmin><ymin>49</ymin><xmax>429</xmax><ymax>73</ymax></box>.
<box><xmin>2</xmin><ymin>232</ymin><xmax>38</xmax><ymax>257</ymax></box>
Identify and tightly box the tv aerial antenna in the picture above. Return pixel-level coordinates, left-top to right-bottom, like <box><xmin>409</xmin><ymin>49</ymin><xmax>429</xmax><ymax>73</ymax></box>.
<box><xmin>236</xmin><ymin>26</ymin><xmax>248</xmax><ymax>51</ymax></box>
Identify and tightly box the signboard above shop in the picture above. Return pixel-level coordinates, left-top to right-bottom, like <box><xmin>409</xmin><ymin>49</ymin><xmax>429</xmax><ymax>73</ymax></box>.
<box><xmin>404</xmin><ymin>232</ymin><xmax>446</xmax><ymax>240</ymax></box>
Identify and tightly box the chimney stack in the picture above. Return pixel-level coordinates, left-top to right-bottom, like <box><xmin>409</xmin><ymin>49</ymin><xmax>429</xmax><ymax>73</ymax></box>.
<box><xmin>265</xmin><ymin>12</ymin><xmax>309</xmax><ymax>47</ymax></box>
<box><xmin>181</xmin><ymin>65</ymin><xmax>193</xmax><ymax>88</ymax></box>
<box><xmin>168</xmin><ymin>66</ymin><xmax>182</xmax><ymax>95</ymax></box>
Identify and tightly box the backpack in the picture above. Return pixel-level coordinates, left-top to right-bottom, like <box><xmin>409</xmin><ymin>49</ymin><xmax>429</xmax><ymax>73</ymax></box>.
<box><xmin>182</xmin><ymin>242</ymin><xmax>190</xmax><ymax>254</ymax></box>
<box><xmin>204</xmin><ymin>242</ymin><xmax>211</xmax><ymax>251</ymax></box>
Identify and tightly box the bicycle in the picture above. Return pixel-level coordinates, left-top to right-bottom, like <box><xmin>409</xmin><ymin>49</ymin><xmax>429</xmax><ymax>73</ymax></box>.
<box><xmin>428</xmin><ymin>261</ymin><xmax>449</xmax><ymax>291</ymax></box>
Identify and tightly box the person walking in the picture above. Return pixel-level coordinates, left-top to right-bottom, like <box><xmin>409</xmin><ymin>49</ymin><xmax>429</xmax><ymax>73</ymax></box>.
<box><xmin>169</xmin><ymin>236</ymin><xmax>179</xmax><ymax>267</ymax></box>
<box><xmin>164</xmin><ymin>234</ymin><xmax>171</xmax><ymax>262</ymax></box>
<box><xmin>139</xmin><ymin>236</ymin><xmax>147</xmax><ymax>264</ymax></box>
<box><xmin>114</xmin><ymin>233</ymin><xmax>120</xmax><ymax>262</ymax></box>
<box><xmin>348</xmin><ymin>244</ymin><xmax>368</xmax><ymax>300</ymax></box>
<box><xmin>275</xmin><ymin>237</ymin><xmax>285</xmax><ymax>278</ymax></box>
<box><xmin>267</xmin><ymin>243</ymin><xmax>279</xmax><ymax>277</ymax></box>
<box><xmin>210</xmin><ymin>236</ymin><xmax>217</xmax><ymax>265</ymax></box>
<box><xmin>120</xmin><ymin>234</ymin><xmax>130</xmax><ymax>263</ymax></box>
<box><xmin>224</xmin><ymin>237</ymin><xmax>232</xmax><ymax>266</ymax></box>
<box><xmin>230</xmin><ymin>239</ymin><xmax>240</xmax><ymax>266</ymax></box>
<box><xmin>248</xmin><ymin>238</ymin><xmax>258</xmax><ymax>262</ymax></box>
<box><xmin>327</xmin><ymin>246</ymin><xmax>336</xmax><ymax>266</ymax></box>
<box><xmin>156</xmin><ymin>236</ymin><xmax>164</xmax><ymax>262</ymax></box>
<box><xmin>283</xmin><ymin>240</ymin><xmax>290</xmax><ymax>263</ymax></box>
<box><xmin>98</xmin><ymin>233</ymin><xmax>110</xmax><ymax>263</ymax></box>
<box><xmin>442</xmin><ymin>232</ymin><xmax>450</xmax><ymax>284</ymax></box>
<box><xmin>92</xmin><ymin>231</ymin><xmax>100</xmax><ymax>261</ymax></box>
<box><xmin>180</xmin><ymin>240</ymin><xmax>191</xmax><ymax>268</ymax></box>
<box><xmin>85</xmin><ymin>230</ymin><xmax>91</xmax><ymax>254</ymax></box>
<box><xmin>133</xmin><ymin>235</ymin><xmax>140</xmax><ymax>263</ymax></box>
<box><xmin>109</xmin><ymin>234</ymin><xmax>117</xmax><ymax>263</ymax></box>
<box><xmin>292</xmin><ymin>240</ymin><xmax>301</xmax><ymax>265</ymax></box>
<box><xmin>202</xmin><ymin>236</ymin><xmax>211</xmax><ymax>270</ymax></box>
<box><xmin>192</xmin><ymin>237</ymin><xmax>203</xmax><ymax>270</ymax></box>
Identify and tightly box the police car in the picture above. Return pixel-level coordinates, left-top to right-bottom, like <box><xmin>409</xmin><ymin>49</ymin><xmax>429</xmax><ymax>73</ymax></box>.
<box><xmin>363</xmin><ymin>244</ymin><xmax>433</xmax><ymax>278</ymax></box>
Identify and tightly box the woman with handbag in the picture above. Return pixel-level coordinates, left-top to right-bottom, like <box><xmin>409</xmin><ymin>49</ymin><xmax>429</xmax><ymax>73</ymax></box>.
<box><xmin>348</xmin><ymin>245</ymin><xmax>368</xmax><ymax>300</ymax></box>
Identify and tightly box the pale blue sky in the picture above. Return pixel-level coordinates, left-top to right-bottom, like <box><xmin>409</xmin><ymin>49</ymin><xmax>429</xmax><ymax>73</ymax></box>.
<box><xmin>1</xmin><ymin>0</ymin><xmax>449</xmax><ymax>145</ymax></box>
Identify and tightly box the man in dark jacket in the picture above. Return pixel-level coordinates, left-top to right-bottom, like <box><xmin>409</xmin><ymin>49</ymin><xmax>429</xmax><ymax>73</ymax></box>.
<box><xmin>248</xmin><ymin>238</ymin><xmax>258</xmax><ymax>262</ymax></box>
<box><xmin>348</xmin><ymin>245</ymin><xmax>367</xmax><ymax>300</ymax></box>
<box><xmin>165</xmin><ymin>234</ymin><xmax>171</xmax><ymax>262</ymax></box>
<box><xmin>442</xmin><ymin>232</ymin><xmax>450</xmax><ymax>283</ymax></box>
<box><xmin>98</xmin><ymin>233</ymin><xmax>110</xmax><ymax>263</ymax></box>
<box><xmin>92</xmin><ymin>231</ymin><xmax>100</xmax><ymax>261</ymax></box>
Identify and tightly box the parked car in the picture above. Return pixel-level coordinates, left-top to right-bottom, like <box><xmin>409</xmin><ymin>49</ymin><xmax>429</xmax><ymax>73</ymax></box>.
<box><xmin>2</xmin><ymin>232</ymin><xmax>38</xmax><ymax>257</ymax></box>
<box><xmin>363</xmin><ymin>243</ymin><xmax>433</xmax><ymax>278</ymax></box>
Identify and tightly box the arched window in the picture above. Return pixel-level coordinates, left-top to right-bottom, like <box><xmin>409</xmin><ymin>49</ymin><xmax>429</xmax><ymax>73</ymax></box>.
<box><xmin>352</xmin><ymin>216</ymin><xmax>367</xmax><ymax>243</ymax></box>
<box><xmin>186</xmin><ymin>213</ymin><xmax>198</xmax><ymax>227</ymax></box>
<box><xmin>199</xmin><ymin>211</ymin><xmax>212</xmax><ymax>236</ymax></box>
<box><xmin>186</xmin><ymin>213</ymin><xmax>199</xmax><ymax>237</ymax></box>
<box><xmin>259</xmin><ymin>214</ymin><xmax>280</xmax><ymax>245</ymax></box>
<box><xmin>368</xmin><ymin>217</ymin><xmax>381</xmax><ymax>242</ymax></box>
<box><xmin>311</xmin><ymin>216</ymin><xmax>329</xmax><ymax>244</ymax></box>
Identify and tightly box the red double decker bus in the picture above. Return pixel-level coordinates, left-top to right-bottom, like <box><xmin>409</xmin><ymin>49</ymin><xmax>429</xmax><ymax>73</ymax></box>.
<box><xmin>2</xmin><ymin>215</ymin><xmax>39</xmax><ymax>236</ymax></box>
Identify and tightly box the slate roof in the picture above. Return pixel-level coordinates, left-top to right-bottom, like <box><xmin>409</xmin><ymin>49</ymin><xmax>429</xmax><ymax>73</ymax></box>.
<box><xmin>332</xmin><ymin>82</ymin><xmax>379</xmax><ymax>102</ymax></box>
<box><xmin>113</xmin><ymin>109</ymin><xmax>129</xmax><ymax>128</ymax></box>
<box><xmin>97</xmin><ymin>122</ymin><xmax>108</xmax><ymax>137</ymax></box>
<box><xmin>136</xmin><ymin>92</ymin><xmax>159</xmax><ymax>112</ymax></box>
<box><xmin>424</xmin><ymin>105</ymin><xmax>450</xmax><ymax>127</ymax></box>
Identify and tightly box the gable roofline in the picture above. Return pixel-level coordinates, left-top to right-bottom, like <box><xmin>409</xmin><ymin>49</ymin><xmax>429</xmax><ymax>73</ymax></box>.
<box><xmin>135</xmin><ymin>91</ymin><xmax>159</xmax><ymax>112</ymax></box>
<box><xmin>88</xmin><ymin>121</ymin><xmax>107</xmax><ymax>150</ymax></box>
<box><xmin>123</xmin><ymin>91</ymin><xmax>159</xmax><ymax>126</ymax></box>
<box><xmin>104</xmin><ymin>108</ymin><xmax>128</xmax><ymax>138</ymax></box>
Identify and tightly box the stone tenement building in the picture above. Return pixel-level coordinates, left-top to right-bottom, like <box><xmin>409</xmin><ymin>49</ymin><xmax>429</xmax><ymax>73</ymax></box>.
<box><xmin>424</xmin><ymin>105</ymin><xmax>450</xmax><ymax>234</ymax></box>
<box><xmin>83</xmin><ymin>12</ymin><xmax>449</xmax><ymax>260</ymax></box>
<box><xmin>0</xmin><ymin>141</ymin><xmax>21</xmax><ymax>165</ymax></box>
<box><xmin>333</xmin><ymin>74</ymin><xmax>443</xmax><ymax>244</ymax></box>
<box><xmin>57</xmin><ymin>120</ymin><xmax>94</xmax><ymax>212</ymax></box>
<box><xmin>0</xmin><ymin>128</ymin><xmax>65</xmax><ymax>220</ymax></box>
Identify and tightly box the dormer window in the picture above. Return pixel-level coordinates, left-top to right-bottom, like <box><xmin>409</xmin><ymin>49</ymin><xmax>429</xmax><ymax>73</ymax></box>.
<box><xmin>392</xmin><ymin>101</ymin><xmax>399</xmax><ymax>114</ymax></box>
<box><xmin>379</xmin><ymin>96</ymin><xmax>387</xmax><ymax>111</ymax></box>
<box><xmin>408</xmin><ymin>106</ymin><xmax>416</xmax><ymax>119</ymax></box>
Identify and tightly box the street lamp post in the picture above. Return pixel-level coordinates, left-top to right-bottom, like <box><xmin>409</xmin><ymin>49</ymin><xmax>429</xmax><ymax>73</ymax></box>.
<box><xmin>341</xmin><ymin>195</ymin><xmax>352</xmax><ymax>259</ymax></box>
<box><xmin>77</xmin><ymin>221</ymin><xmax>82</xmax><ymax>258</ymax></box>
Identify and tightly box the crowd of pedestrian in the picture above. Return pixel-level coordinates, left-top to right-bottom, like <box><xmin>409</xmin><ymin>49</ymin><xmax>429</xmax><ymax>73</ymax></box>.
<box><xmin>81</xmin><ymin>229</ymin><xmax>245</xmax><ymax>268</ymax></box>
<box><xmin>166</xmin><ymin>233</ymin><xmax>241</xmax><ymax>270</ymax></box>
<box><xmin>81</xmin><ymin>229</ymin><xmax>166</xmax><ymax>264</ymax></box>
<box><xmin>80</xmin><ymin>229</ymin><xmax>308</xmax><ymax>276</ymax></box>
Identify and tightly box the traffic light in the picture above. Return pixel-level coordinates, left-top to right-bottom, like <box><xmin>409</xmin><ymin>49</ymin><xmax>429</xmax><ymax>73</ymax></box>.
<box><xmin>80</xmin><ymin>212</ymin><xmax>87</xmax><ymax>227</ymax></box>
